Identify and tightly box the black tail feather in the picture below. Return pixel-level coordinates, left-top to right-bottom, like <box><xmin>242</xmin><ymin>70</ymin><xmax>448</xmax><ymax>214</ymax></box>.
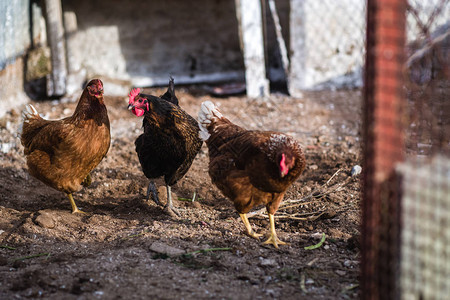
<box><xmin>160</xmin><ymin>76</ymin><xmax>179</xmax><ymax>106</ymax></box>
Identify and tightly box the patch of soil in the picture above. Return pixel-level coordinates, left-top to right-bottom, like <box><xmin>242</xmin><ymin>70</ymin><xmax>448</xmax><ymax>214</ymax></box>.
<box><xmin>0</xmin><ymin>87</ymin><xmax>362</xmax><ymax>299</ymax></box>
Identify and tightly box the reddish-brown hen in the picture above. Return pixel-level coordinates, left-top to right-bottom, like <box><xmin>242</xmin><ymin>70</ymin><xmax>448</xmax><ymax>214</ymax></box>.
<box><xmin>20</xmin><ymin>79</ymin><xmax>111</xmax><ymax>213</ymax></box>
<box><xmin>198</xmin><ymin>101</ymin><xmax>306</xmax><ymax>248</ymax></box>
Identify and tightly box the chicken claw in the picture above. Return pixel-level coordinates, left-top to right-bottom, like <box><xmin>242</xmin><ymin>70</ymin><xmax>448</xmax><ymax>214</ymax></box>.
<box><xmin>263</xmin><ymin>234</ymin><xmax>287</xmax><ymax>249</ymax></box>
<box><xmin>239</xmin><ymin>213</ymin><xmax>263</xmax><ymax>239</ymax></box>
<box><xmin>146</xmin><ymin>181</ymin><xmax>161</xmax><ymax>206</ymax></box>
<box><xmin>262</xmin><ymin>214</ymin><xmax>287</xmax><ymax>248</ymax></box>
<box><xmin>68</xmin><ymin>194</ymin><xmax>87</xmax><ymax>214</ymax></box>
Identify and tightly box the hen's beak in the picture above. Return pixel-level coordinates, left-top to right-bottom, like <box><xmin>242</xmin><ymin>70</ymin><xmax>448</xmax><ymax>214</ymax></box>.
<box><xmin>128</xmin><ymin>104</ymin><xmax>134</xmax><ymax>110</ymax></box>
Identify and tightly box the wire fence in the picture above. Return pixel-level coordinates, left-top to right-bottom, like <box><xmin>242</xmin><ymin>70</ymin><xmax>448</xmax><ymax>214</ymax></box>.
<box><xmin>399</xmin><ymin>1</ymin><xmax>449</xmax><ymax>298</ymax></box>
<box><xmin>404</xmin><ymin>0</ymin><xmax>449</xmax><ymax>157</ymax></box>
<box><xmin>362</xmin><ymin>0</ymin><xmax>449</xmax><ymax>299</ymax></box>
<box><xmin>398</xmin><ymin>155</ymin><xmax>450</xmax><ymax>299</ymax></box>
<box><xmin>288</xmin><ymin>0</ymin><xmax>366</xmax><ymax>91</ymax></box>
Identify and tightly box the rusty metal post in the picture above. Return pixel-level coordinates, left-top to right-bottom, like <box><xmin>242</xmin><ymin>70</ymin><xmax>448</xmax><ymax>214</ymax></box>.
<box><xmin>362</xmin><ymin>0</ymin><xmax>406</xmax><ymax>299</ymax></box>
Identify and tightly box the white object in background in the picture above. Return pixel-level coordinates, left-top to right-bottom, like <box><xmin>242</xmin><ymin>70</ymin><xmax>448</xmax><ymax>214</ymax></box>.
<box><xmin>236</xmin><ymin>0</ymin><xmax>269</xmax><ymax>98</ymax></box>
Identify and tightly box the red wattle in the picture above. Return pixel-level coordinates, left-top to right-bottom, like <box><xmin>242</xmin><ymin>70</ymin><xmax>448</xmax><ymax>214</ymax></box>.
<box><xmin>134</xmin><ymin>108</ymin><xmax>145</xmax><ymax>117</ymax></box>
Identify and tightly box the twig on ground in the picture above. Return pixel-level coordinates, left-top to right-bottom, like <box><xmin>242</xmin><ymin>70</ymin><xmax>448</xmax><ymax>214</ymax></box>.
<box><xmin>304</xmin><ymin>233</ymin><xmax>326</xmax><ymax>250</ymax></box>
<box><xmin>306</xmin><ymin>257</ymin><xmax>319</xmax><ymax>266</ymax></box>
<box><xmin>275</xmin><ymin>210</ymin><xmax>326</xmax><ymax>221</ymax></box>
<box><xmin>300</xmin><ymin>273</ymin><xmax>308</xmax><ymax>293</ymax></box>
<box><xmin>178</xmin><ymin>192</ymin><xmax>200</xmax><ymax>202</ymax></box>
<box><xmin>248</xmin><ymin>170</ymin><xmax>354</xmax><ymax>220</ymax></box>
<box><xmin>325</xmin><ymin>168</ymin><xmax>342</xmax><ymax>186</ymax></box>
<box><xmin>0</xmin><ymin>245</ymin><xmax>16</xmax><ymax>250</ymax></box>
<box><xmin>277</xmin><ymin>201</ymin><xmax>316</xmax><ymax>211</ymax></box>
<box><xmin>178</xmin><ymin>197</ymin><xmax>193</xmax><ymax>202</ymax></box>
<box><xmin>342</xmin><ymin>283</ymin><xmax>359</xmax><ymax>293</ymax></box>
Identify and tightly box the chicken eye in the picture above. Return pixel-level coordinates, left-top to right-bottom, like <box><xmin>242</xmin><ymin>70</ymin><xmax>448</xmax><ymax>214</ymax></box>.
<box><xmin>138</xmin><ymin>99</ymin><xmax>143</xmax><ymax>103</ymax></box>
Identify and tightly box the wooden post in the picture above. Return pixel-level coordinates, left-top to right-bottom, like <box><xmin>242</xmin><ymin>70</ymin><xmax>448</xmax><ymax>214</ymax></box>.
<box><xmin>268</xmin><ymin>0</ymin><xmax>289</xmax><ymax>83</ymax></box>
<box><xmin>235</xmin><ymin>0</ymin><xmax>269</xmax><ymax>98</ymax></box>
<box><xmin>288</xmin><ymin>0</ymin><xmax>305</xmax><ymax>97</ymax></box>
<box><xmin>44</xmin><ymin>0</ymin><xmax>67</xmax><ymax>96</ymax></box>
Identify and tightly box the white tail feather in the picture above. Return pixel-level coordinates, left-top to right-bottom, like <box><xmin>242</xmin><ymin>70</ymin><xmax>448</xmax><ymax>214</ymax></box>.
<box><xmin>23</xmin><ymin>104</ymin><xmax>39</xmax><ymax>119</ymax></box>
<box><xmin>198</xmin><ymin>125</ymin><xmax>210</xmax><ymax>141</ymax></box>
<box><xmin>198</xmin><ymin>101</ymin><xmax>223</xmax><ymax>141</ymax></box>
<box><xmin>18</xmin><ymin>104</ymin><xmax>39</xmax><ymax>136</ymax></box>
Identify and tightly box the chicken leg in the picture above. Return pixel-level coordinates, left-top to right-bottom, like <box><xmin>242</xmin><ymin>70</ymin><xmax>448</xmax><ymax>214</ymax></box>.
<box><xmin>164</xmin><ymin>185</ymin><xmax>180</xmax><ymax>217</ymax></box>
<box><xmin>239</xmin><ymin>213</ymin><xmax>263</xmax><ymax>239</ymax></box>
<box><xmin>68</xmin><ymin>193</ymin><xmax>86</xmax><ymax>214</ymax></box>
<box><xmin>146</xmin><ymin>181</ymin><xmax>161</xmax><ymax>205</ymax></box>
<box><xmin>262</xmin><ymin>214</ymin><xmax>287</xmax><ymax>248</ymax></box>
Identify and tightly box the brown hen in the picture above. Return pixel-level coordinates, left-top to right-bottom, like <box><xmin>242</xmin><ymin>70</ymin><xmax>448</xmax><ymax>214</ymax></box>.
<box><xmin>19</xmin><ymin>79</ymin><xmax>111</xmax><ymax>213</ymax></box>
<box><xmin>198</xmin><ymin>101</ymin><xmax>306</xmax><ymax>248</ymax></box>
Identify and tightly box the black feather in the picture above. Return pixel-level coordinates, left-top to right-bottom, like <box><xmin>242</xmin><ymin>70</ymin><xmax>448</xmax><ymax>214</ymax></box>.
<box><xmin>159</xmin><ymin>76</ymin><xmax>178</xmax><ymax>106</ymax></box>
<box><xmin>135</xmin><ymin>93</ymin><xmax>202</xmax><ymax>187</ymax></box>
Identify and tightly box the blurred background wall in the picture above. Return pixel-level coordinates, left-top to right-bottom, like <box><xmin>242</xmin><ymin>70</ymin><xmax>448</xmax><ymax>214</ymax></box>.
<box><xmin>1</xmin><ymin>0</ymin><xmax>368</xmax><ymax>117</ymax></box>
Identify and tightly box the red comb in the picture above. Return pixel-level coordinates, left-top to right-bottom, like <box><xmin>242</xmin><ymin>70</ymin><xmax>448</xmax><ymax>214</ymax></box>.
<box><xmin>128</xmin><ymin>88</ymin><xmax>141</xmax><ymax>104</ymax></box>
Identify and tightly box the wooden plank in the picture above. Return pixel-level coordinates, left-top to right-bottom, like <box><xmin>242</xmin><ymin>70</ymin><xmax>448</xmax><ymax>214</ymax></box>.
<box><xmin>268</xmin><ymin>0</ymin><xmax>289</xmax><ymax>81</ymax></box>
<box><xmin>44</xmin><ymin>0</ymin><xmax>67</xmax><ymax>96</ymax></box>
<box><xmin>288</xmin><ymin>0</ymin><xmax>305</xmax><ymax>97</ymax></box>
<box><xmin>235</xmin><ymin>0</ymin><xmax>269</xmax><ymax>98</ymax></box>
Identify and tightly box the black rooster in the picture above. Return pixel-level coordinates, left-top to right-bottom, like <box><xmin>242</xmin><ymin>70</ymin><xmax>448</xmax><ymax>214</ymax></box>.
<box><xmin>128</xmin><ymin>78</ymin><xmax>202</xmax><ymax>216</ymax></box>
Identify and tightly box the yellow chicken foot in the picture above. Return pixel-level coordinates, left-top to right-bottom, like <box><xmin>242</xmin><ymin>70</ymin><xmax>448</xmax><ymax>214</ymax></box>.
<box><xmin>164</xmin><ymin>185</ymin><xmax>180</xmax><ymax>217</ymax></box>
<box><xmin>239</xmin><ymin>213</ymin><xmax>263</xmax><ymax>239</ymax></box>
<box><xmin>262</xmin><ymin>214</ymin><xmax>287</xmax><ymax>248</ymax></box>
<box><xmin>68</xmin><ymin>193</ymin><xmax>87</xmax><ymax>214</ymax></box>
<box><xmin>81</xmin><ymin>173</ymin><xmax>92</xmax><ymax>187</ymax></box>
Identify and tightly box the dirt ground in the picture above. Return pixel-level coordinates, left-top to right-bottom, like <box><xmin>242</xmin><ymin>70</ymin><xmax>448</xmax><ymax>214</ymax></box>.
<box><xmin>0</xmin><ymin>86</ymin><xmax>362</xmax><ymax>299</ymax></box>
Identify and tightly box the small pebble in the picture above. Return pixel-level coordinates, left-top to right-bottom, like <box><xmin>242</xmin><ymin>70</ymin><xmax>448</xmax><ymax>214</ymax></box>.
<box><xmin>259</xmin><ymin>257</ymin><xmax>278</xmax><ymax>267</ymax></box>
<box><xmin>351</xmin><ymin>165</ymin><xmax>362</xmax><ymax>176</ymax></box>
<box><xmin>311</xmin><ymin>232</ymin><xmax>324</xmax><ymax>239</ymax></box>
<box><xmin>263</xmin><ymin>276</ymin><xmax>272</xmax><ymax>284</ymax></box>
<box><xmin>1</xmin><ymin>143</ymin><xmax>15</xmax><ymax>154</ymax></box>
<box><xmin>149</xmin><ymin>241</ymin><xmax>185</xmax><ymax>257</ymax></box>
<box><xmin>35</xmin><ymin>212</ymin><xmax>56</xmax><ymax>229</ymax></box>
